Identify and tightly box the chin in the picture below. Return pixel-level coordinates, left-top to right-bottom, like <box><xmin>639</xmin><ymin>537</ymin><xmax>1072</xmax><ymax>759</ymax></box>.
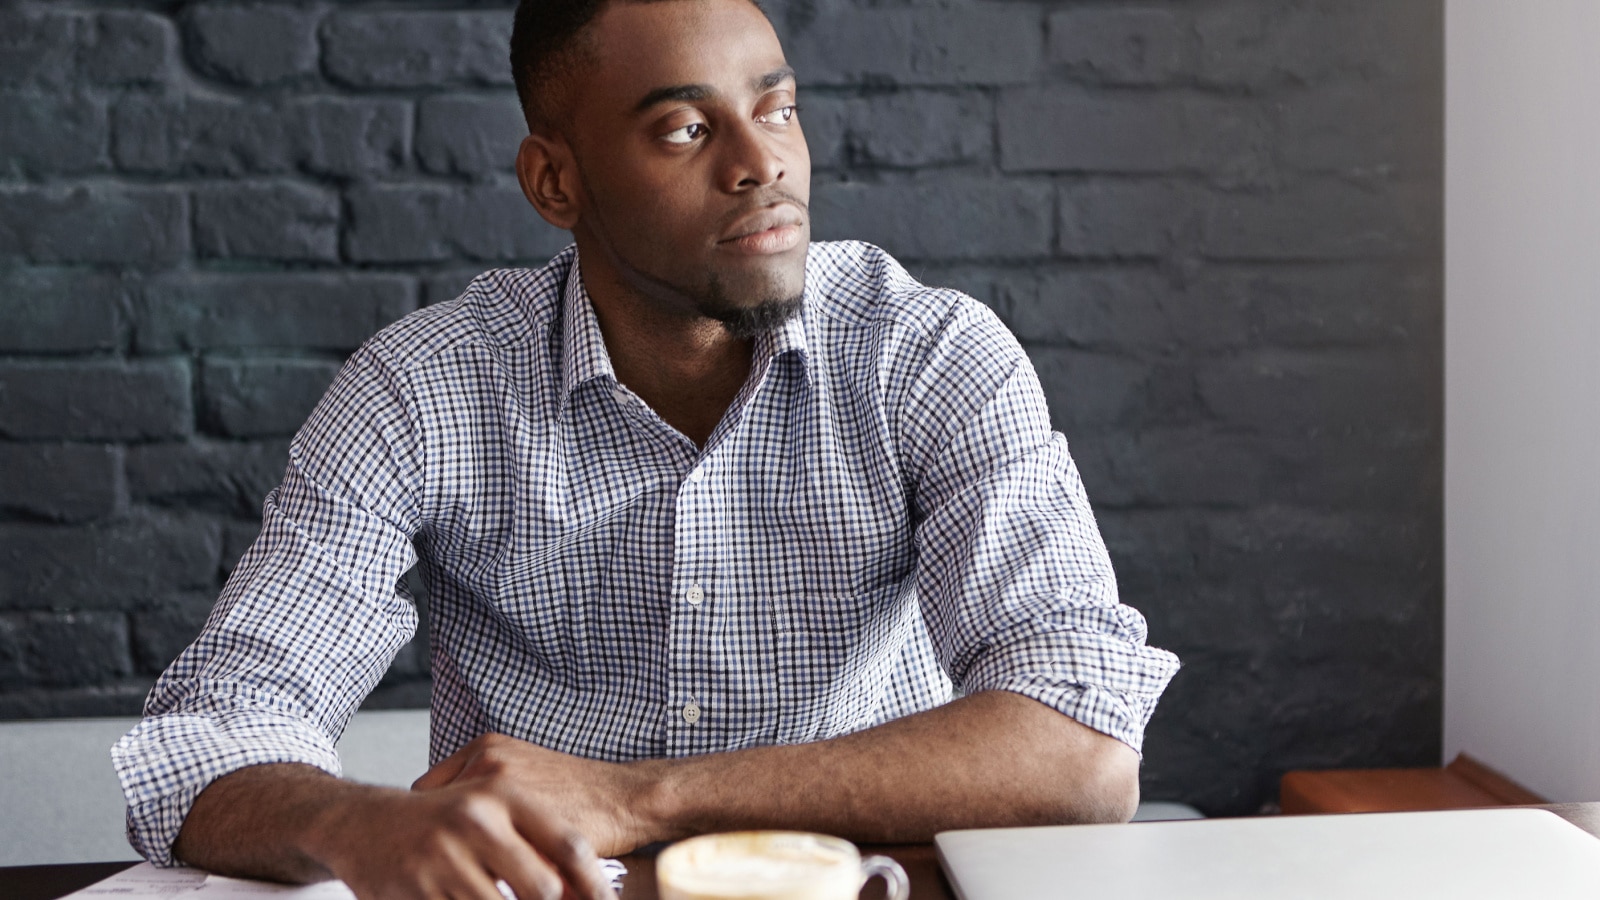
<box><xmin>723</xmin><ymin>251</ymin><xmax>807</xmax><ymax>303</ymax></box>
<box><xmin>697</xmin><ymin>263</ymin><xmax>807</xmax><ymax>338</ymax></box>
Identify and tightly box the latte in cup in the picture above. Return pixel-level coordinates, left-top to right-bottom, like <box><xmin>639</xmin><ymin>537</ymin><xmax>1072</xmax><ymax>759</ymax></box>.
<box><xmin>656</xmin><ymin>831</ymin><xmax>909</xmax><ymax>900</ymax></box>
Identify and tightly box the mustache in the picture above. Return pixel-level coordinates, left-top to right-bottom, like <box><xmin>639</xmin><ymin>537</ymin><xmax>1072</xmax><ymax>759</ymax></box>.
<box><xmin>717</xmin><ymin>189</ymin><xmax>810</xmax><ymax>231</ymax></box>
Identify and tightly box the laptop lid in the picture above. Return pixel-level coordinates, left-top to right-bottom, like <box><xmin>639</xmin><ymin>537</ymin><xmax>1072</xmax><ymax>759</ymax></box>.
<box><xmin>936</xmin><ymin>808</ymin><xmax>1600</xmax><ymax>899</ymax></box>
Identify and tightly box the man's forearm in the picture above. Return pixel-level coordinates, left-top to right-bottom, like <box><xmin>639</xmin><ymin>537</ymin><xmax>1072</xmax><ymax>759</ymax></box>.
<box><xmin>173</xmin><ymin>763</ymin><xmax>373</xmax><ymax>883</ymax></box>
<box><xmin>629</xmin><ymin>690</ymin><xmax>1139</xmax><ymax>845</ymax></box>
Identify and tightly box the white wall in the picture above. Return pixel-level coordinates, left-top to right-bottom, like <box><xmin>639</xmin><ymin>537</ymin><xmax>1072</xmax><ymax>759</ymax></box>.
<box><xmin>1444</xmin><ymin>0</ymin><xmax>1600</xmax><ymax>802</ymax></box>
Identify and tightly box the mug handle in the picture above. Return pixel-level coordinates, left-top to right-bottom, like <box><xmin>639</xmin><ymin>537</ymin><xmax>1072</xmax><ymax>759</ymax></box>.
<box><xmin>859</xmin><ymin>854</ymin><xmax>910</xmax><ymax>900</ymax></box>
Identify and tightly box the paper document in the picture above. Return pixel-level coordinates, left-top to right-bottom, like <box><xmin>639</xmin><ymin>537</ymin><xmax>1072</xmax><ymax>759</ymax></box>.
<box><xmin>65</xmin><ymin>860</ymin><xmax>628</xmax><ymax>898</ymax></box>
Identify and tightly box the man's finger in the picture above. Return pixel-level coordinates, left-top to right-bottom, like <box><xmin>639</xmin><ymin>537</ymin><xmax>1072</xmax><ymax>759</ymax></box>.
<box><xmin>507</xmin><ymin>804</ymin><xmax>615</xmax><ymax>900</ymax></box>
<box><xmin>440</xmin><ymin>866</ymin><xmax>521</xmax><ymax>900</ymax></box>
<box><xmin>414</xmin><ymin>743</ymin><xmax>479</xmax><ymax>790</ymax></box>
<box><xmin>482</xmin><ymin>840</ymin><xmax>569</xmax><ymax>900</ymax></box>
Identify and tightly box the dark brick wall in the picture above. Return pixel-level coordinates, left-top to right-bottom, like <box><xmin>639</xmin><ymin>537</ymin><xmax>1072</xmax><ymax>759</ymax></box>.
<box><xmin>0</xmin><ymin>1</ymin><xmax>1442</xmax><ymax>816</ymax></box>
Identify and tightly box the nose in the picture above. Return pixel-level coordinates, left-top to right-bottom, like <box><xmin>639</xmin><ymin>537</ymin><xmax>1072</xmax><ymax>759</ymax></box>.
<box><xmin>720</xmin><ymin>117</ymin><xmax>787</xmax><ymax>192</ymax></box>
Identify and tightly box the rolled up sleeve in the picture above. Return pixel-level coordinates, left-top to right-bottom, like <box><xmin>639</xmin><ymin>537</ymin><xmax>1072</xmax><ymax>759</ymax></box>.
<box><xmin>113</xmin><ymin>344</ymin><xmax>423</xmax><ymax>865</ymax></box>
<box><xmin>903</xmin><ymin>305</ymin><xmax>1178</xmax><ymax>754</ymax></box>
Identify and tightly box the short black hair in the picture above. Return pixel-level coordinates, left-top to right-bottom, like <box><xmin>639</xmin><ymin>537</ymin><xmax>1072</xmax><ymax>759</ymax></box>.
<box><xmin>509</xmin><ymin>0</ymin><xmax>610</xmax><ymax>134</ymax></box>
<box><xmin>509</xmin><ymin>0</ymin><xmax>767</xmax><ymax>135</ymax></box>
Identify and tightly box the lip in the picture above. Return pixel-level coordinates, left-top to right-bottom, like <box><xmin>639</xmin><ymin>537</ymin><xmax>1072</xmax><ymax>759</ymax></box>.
<box><xmin>717</xmin><ymin>205</ymin><xmax>806</xmax><ymax>255</ymax></box>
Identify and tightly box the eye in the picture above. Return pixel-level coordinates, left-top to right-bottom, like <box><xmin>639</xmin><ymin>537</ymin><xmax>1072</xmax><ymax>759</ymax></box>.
<box><xmin>757</xmin><ymin>105</ymin><xmax>797</xmax><ymax>126</ymax></box>
<box><xmin>662</xmin><ymin>122</ymin><xmax>709</xmax><ymax>145</ymax></box>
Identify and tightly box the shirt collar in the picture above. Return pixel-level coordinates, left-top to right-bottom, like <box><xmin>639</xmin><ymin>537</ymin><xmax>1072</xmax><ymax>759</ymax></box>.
<box><xmin>557</xmin><ymin>248</ymin><xmax>813</xmax><ymax>408</ymax></box>
<box><xmin>557</xmin><ymin>252</ymin><xmax>616</xmax><ymax>405</ymax></box>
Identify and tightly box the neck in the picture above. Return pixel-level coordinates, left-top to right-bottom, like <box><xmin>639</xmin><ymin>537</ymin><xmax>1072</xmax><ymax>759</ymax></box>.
<box><xmin>575</xmin><ymin>246</ymin><xmax>753</xmax><ymax>449</ymax></box>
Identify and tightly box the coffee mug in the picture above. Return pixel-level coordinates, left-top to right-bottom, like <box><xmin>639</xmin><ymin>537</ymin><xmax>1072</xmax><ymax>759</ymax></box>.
<box><xmin>656</xmin><ymin>831</ymin><xmax>911</xmax><ymax>900</ymax></box>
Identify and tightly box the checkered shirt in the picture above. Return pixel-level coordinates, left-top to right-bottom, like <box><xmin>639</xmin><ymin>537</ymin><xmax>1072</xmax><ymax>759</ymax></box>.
<box><xmin>113</xmin><ymin>241</ymin><xmax>1179</xmax><ymax>865</ymax></box>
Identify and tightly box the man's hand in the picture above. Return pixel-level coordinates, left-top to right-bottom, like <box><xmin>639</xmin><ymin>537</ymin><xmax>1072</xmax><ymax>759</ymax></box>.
<box><xmin>174</xmin><ymin>762</ymin><xmax>619</xmax><ymax>900</ymax></box>
<box><xmin>411</xmin><ymin>733</ymin><xmax>652</xmax><ymax>856</ymax></box>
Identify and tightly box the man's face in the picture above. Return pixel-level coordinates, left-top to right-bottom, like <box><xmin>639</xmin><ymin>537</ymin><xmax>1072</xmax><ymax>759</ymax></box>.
<box><xmin>562</xmin><ymin>0</ymin><xmax>811</xmax><ymax>334</ymax></box>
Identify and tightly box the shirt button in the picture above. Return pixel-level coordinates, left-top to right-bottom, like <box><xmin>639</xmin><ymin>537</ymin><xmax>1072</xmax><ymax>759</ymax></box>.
<box><xmin>686</xmin><ymin>584</ymin><xmax>704</xmax><ymax>605</ymax></box>
<box><xmin>689</xmin><ymin>468</ymin><xmax>704</xmax><ymax>483</ymax></box>
<box><xmin>682</xmin><ymin>702</ymin><xmax>701</xmax><ymax>724</ymax></box>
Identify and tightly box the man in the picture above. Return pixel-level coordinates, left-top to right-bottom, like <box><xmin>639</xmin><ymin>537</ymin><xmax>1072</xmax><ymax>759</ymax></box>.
<box><xmin>114</xmin><ymin>0</ymin><xmax>1178</xmax><ymax>897</ymax></box>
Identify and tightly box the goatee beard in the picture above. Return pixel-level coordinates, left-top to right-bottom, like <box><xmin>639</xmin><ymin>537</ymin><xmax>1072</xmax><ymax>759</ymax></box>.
<box><xmin>709</xmin><ymin>292</ymin><xmax>805</xmax><ymax>339</ymax></box>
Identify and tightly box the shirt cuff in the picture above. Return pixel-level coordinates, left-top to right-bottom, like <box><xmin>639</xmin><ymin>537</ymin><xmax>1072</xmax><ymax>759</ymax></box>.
<box><xmin>959</xmin><ymin>610</ymin><xmax>1181</xmax><ymax>755</ymax></box>
<box><xmin>112</xmin><ymin>711</ymin><xmax>343</xmax><ymax>866</ymax></box>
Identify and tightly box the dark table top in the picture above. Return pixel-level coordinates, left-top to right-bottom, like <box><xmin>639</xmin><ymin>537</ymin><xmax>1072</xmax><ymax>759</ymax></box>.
<box><xmin>10</xmin><ymin>804</ymin><xmax>1599</xmax><ymax>900</ymax></box>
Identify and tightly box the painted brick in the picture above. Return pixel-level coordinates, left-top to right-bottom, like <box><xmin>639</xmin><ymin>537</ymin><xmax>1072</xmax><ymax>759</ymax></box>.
<box><xmin>0</xmin><ymin>612</ymin><xmax>132</xmax><ymax>689</ymax></box>
<box><xmin>0</xmin><ymin>185</ymin><xmax>187</xmax><ymax>266</ymax></box>
<box><xmin>138</xmin><ymin>273</ymin><xmax>416</xmax><ymax>352</ymax></box>
<box><xmin>200</xmin><ymin>357</ymin><xmax>343</xmax><ymax>438</ymax></box>
<box><xmin>1259</xmin><ymin>429</ymin><xmax>1440</xmax><ymax>511</ymax></box>
<box><xmin>0</xmin><ymin>683</ymin><xmax>152</xmax><ymax>719</ymax></box>
<box><xmin>1199</xmin><ymin>506</ymin><xmax>1437</xmax><ymax>599</ymax></box>
<box><xmin>900</xmin><ymin>265</ymin><xmax>999</xmax><ymax>309</ymax></box>
<box><xmin>1201</xmin><ymin>181</ymin><xmax>1434</xmax><ymax>260</ymax></box>
<box><xmin>1196</xmin><ymin>350</ymin><xmax>1432</xmax><ymax>434</ymax></box>
<box><xmin>0</xmin><ymin>9</ymin><xmax>82</xmax><ymax>89</ymax></box>
<box><xmin>381</xmin><ymin>639</ymin><xmax>430</xmax><ymax>685</ymax></box>
<box><xmin>128</xmin><ymin>439</ymin><xmax>289</xmax><ymax>517</ymax></box>
<box><xmin>424</xmin><ymin>268</ymin><xmax>495</xmax><ymax>306</ymax></box>
<box><xmin>1194</xmin><ymin>3</ymin><xmax>1442</xmax><ymax>91</ymax></box>
<box><xmin>114</xmin><ymin>94</ymin><xmax>290</xmax><ymax>175</ymax></box>
<box><xmin>193</xmin><ymin>182</ymin><xmax>340</xmax><ymax>262</ymax></box>
<box><xmin>1276</xmin><ymin>83</ymin><xmax>1441</xmax><ymax>177</ymax></box>
<box><xmin>88</xmin><ymin>10</ymin><xmax>175</xmax><ymax>85</ymax></box>
<box><xmin>322</xmin><ymin>10</ymin><xmax>515</xmax><ymax>88</ymax></box>
<box><xmin>1075</xmin><ymin>427</ymin><xmax>1267</xmax><ymax>509</ymax></box>
<box><xmin>0</xmin><ymin>269</ymin><xmax>123</xmax><ymax>354</ymax></box>
<box><xmin>1000</xmin><ymin>88</ymin><xmax>1266</xmax><ymax>174</ymax></box>
<box><xmin>221</xmin><ymin>519</ymin><xmax>262</xmax><ymax>577</ymax></box>
<box><xmin>1057</xmin><ymin>180</ymin><xmax>1194</xmax><ymax>258</ymax></box>
<box><xmin>416</xmin><ymin>94</ymin><xmax>528</xmax><ymax>176</ymax></box>
<box><xmin>0</xmin><ymin>443</ymin><xmax>122</xmax><ymax>523</ymax></box>
<box><xmin>0</xmin><ymin>513</ymin><xmax>222</xmax><ymax>611</ymax></box>
<box><xmin>1181</xmin><ymin>263</ymin><xmax>1437</xmax><ymax>350</ymax></box>
<box><xmin>1095</xmin><ymin>508</ymin><xmax>1199</xmax><ymax>600</ymax></box>
<box><xmin>1001</xmin><ymin>267</ymin><xmax>1176</xmax><ymax>350</ymax></box>
<box><xmin>115</xmin><ymin>95</ymin><xmax>408</xmax><ymax>177</ymax></box>
<box><xmin>364</xmin><ymin>678</ymin><xmax>432</xmax><ymax>710</ymax></box>
<box><xmin>344</xmin><ymin>183</ymin><xmax>570</xmax><ymax>263</ymax></box>
<box><xmin>131</xmin><ymin>592</ymin><xmax>217</xmax><ymax>674</ymax></box>
<box><xmin>185</xmin><ymin>4</ymin><xmax>320</xmax><ymax>85</ymax></box>
<box><xmin>787</xmin><ymin>7</ymin><xmax>1041</xmax><ymax>87</ymax></box>
<box><xmin>294</xmin><ymin>98</ymin><xmax>410</xmax><ymax>178</ymax></box>
<box><xmin>802</xmin><ymin>91</ymin><xmax>992</xmax><ymax>169</ymax></box>
<box><xmin>809</xmin><ymin>176</ymin><xmax>1052</xmax><ymax>260</ymax></box>
<box><xmin>0</xmin><ymin>359</ymin><xmax>191</xmax><ymax>441</ymax></box>
<box><xmin>1046</xmin><ymin>8</ymin><xmax>1189</xmax><ymax>85</ymax></box>
<box><xmin>1024</xmin><ymin>347</ymin><xmax>1150</xmax><ymax>431</ymax></box>
<box><xmin>0</xmin><ymin>91</ymin><xmax>109</xmax><ymax>177</ymax></box>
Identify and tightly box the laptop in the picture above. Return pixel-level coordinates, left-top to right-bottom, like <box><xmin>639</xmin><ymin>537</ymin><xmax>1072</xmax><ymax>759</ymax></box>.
<box><xmin>936</xmin><ymin>808</ymin><xmax>1600</xmax><ymax>899</ymax></box>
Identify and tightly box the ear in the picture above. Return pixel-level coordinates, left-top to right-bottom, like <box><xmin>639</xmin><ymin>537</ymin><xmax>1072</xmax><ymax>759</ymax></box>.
<box><xmin>516</xmin><ymin>133</ymin><xmax>582</xmax><ymax>231</ymax></box>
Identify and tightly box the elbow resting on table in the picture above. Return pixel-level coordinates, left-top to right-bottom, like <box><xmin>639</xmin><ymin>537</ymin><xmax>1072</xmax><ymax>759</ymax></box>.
<box><xmin>1041</xmin><ymin>733</ymin><xmax>1142</xmax><ymax>826</ymax></box>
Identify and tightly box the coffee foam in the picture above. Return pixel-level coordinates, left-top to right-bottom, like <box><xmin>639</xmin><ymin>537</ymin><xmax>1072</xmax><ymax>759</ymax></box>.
<box><xmin>658</xmin><ymin>832</ymin><xmax>861</xmax><ymax>900</ymax></box>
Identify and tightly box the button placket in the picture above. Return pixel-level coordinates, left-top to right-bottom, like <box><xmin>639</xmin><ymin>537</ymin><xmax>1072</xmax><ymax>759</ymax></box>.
<box><xmin>667</xmin><ymin>442</ymin><xmax>714</xmax><ymax>751</ymax></box>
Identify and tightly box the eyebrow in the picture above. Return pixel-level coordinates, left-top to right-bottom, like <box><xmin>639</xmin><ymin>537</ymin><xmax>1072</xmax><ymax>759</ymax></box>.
<box><xmin>633</xmin><ymin>66</ymin><xmax>797</xmax><ymax>114</ymax></box>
